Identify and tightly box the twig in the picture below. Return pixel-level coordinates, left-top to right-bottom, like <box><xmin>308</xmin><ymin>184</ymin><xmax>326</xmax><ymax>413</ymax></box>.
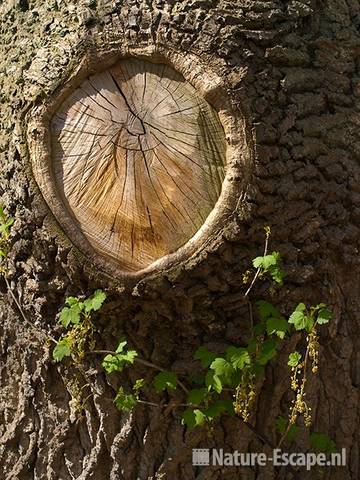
<box><xmin>242</xmin><ymin>420</ymin><xmax>301</xmax><ymax>480</ymax></box>
<box><xmin>244</xmin><ymin>231</ymin><xmax>270</xmax><ymax>298</ymax></box>
<box><xmin>243</xmin><ymin>420</ymin><xmax>275</xmax><ymax>448</ymax></box>
<box><xmin>244</xmin><ymin>230</ymin><xmax>270</xmax><ymax>335</ymax></box>
<box><xmin>137</xmin><ymin>399</ymin><xmax>192</xmax><ymax>408</ymax></box>
<box><xmin>135</xmin><ymin>358</ymin><xmax>189</xmax><ymax>394</ymax></box>
<box><xmin>89</xmin><ymin>350</ymin><xmax>189</xmax><ymax>394</ymax></box>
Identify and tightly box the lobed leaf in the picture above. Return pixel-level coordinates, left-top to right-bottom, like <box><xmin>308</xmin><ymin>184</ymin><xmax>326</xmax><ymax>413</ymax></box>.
<box><xmin>194</xmin><ymin>346</ymin><xmax>217</xmax><ymax>368</ymax></box>
<box><xmin>275</xmin><ymin>416</ymin><xmax>298</xmax><ymax>442</ymax></box>
<box><xmin>59</xmin><ymin>304</ymin><xmax>82</xmax><ymax>328</ymax></box>
<box><xmin>205</xmin><ymin>370</ymin><xmax>222</xmax><ymax>393</ymax></box>
<box><xmin>288</xmin><ymin>351</ymin><xmax>302</xmax><ymax>367</ymax></box>
<box><xmin>258</xmin><ymin>339</ymin><xmax>278</xmax><ymax>365</ymax></box>
<box><xmin>102</xmin><ymin>354</ymin><xmax>124</xmax><ymax>374</ymax></box>
<box><xmin>266</xmin><ymin>316</ymin><xmax>289</xmax><ymax>339</ymax></box>
<box><xmin>153</xmin><ymin>371</ymin><xmax>177</xmax><ymax>393</ymax></box>
<box><xmin>253</xmin><ymin>252</ymin><xmax>284</xmax><ymax>284</ymax></box>
<box><xmin>275</xmin><ymin>416</ymin><xmax>287</xmax><ymax>434</ymax></box>
<box><xmin>256</xmin><ymin>300</ymin><xmax>281</xmax><ymax>321</ymax></box>
<box><xmin>83</xmin><ymin>289</ymin><xmax>106</xmax><ymax>313</ymax></box>
<box><xmin>182</xmin><ymin>409</ymin><xmax>207</xmax><ymax>430</ymax></box>
<box><xmin>204</xmin><ymin>400</ymin><xmax>234</xmax><ymax>420</ymax></box>
<box><xmin>114</xmin><ymin>387</ymin><xmax>137</xmax><ymax>412</ymax></box>
<box><xmin>187</xmin><ymin>388</ymin><xmax>209</xmax><ymax>406</ymax></box>
<box><xmin>288</xmin><ymin>304</ymin><xmax>313</xmax><ymax>331</ymax></box>
<box><xmin>53</xmin><ymin>338</ymin><xmax>71</xmax><ymax>362</ymax></box>
<box><xmin>65</xmin><ymin>296</ymin><xmax>82</xmax><ymax>307</ymax></box>
<box><xmin>225</xmin><ymin>346</ymin><xmax>251</xmax><ymax>370</ymax></box>
<box><xmin>210</xmin><ymin>358</ymin><xmax>235</xmax><ymax>384</ymax></box>
<box><xmin>120</xmin><ymin>350</ymin><xmax>138</xmax><ymax>364</ymax></box>
<box><xmin>102</xmin><ymin>349</ymin><xmax>137</xmax><ymax>374</ymax></box>
<box><xmin>133</xmin><ymin>378</ymin><xmax>145</xmax><ymax>394</ymax></box>
<box><xmin>317</xmin><ymin>307</ymin><xmax>332</xmax><ymax>325</ymax></box>
<box><xmin>310</xmin><ymin>433</ymin><xmax>337</xmax><ymax>453</ymax></box>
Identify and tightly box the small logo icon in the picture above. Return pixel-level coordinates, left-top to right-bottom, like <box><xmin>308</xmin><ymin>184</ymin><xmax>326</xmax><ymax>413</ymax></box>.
<box><xmin>192</xmin><ymin>449</ymin><xmax>210</xmax><ymax>466</ymax></box>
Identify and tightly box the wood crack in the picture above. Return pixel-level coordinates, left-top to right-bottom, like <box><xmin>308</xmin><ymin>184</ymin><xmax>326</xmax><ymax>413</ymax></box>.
<box><xmin>51</xmin><ymin>58</ymin><xmax>226</xmax><ymax>272</ymax></box>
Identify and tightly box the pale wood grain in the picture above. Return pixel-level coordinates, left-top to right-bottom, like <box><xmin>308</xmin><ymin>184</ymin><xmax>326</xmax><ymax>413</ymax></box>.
<box><xmin>51</xmin><ymin>58</ymin><xmax>226</xmax><ymax>271</ymax></box>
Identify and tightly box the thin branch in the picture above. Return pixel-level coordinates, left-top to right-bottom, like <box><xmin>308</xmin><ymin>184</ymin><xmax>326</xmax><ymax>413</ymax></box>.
<box><xmin>88</xmin><ymin>350</ymin><xmax>189</xmax><ymax>394</ymax></box>
<box><xmin>137</xmin><ymin>399</ymin><xmax>192</xmax><ymax>408</ymax></box>
<box><xmin>243</xmin><ymin>420</ymin><xmax>275</xmax><ymax>448</ymax></box>
<box><xmin>244</xmin><ymin>230</ymin><xmax>270</xmax><ymax>336</ymax></box>
<box><xmin>244</xmin><ymin>231</ymin><xmax>270</xmax><ymax>298</ymax></box>
<box><xmin>242</xmin><ymin>420</ymin><xmax>301</xmax><ymax>480</ymax></box>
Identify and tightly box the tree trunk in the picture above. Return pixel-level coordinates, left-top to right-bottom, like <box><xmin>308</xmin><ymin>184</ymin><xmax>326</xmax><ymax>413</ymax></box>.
<box><xmin>0</xmin><ymin>1</ymin><xmax>359</xmax><ymax>479</ymax></box>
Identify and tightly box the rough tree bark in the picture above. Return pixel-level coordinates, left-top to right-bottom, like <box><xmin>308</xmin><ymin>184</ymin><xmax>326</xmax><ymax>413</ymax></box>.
<box><xmin>0</xmin><ymin>1</ymin><xmax>360</xmax><ymax>480</ymax></box>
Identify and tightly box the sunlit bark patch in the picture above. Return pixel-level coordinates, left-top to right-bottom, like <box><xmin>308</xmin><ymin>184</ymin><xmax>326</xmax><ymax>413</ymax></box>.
<box><xmin>51</xmin><ymin>58</ymin><xmax>226</xmax><ymax>272</ymax></box>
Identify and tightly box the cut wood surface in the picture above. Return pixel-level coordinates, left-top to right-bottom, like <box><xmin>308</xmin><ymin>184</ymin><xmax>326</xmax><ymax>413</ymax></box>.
<box><xmin>51</xmin><ymin>58</ymin><xmax>226</xmax><ymax>272</ymax></box>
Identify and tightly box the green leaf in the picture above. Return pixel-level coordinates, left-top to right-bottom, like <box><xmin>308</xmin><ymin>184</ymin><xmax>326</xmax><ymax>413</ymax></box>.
<box><xmin>65</xmin><ymin>296</ymin><xmax>82</xmax><ymax>307</ymax></box>
<box><xmin>262</xmin><ymin>252</ymin><xmax>279</xmax><ymax>270</ymax></box>
<box><xmin>288</xmin><ymin>303</ymin><xmax>314</xmax><ymax>331</ymax></box>
<box><xmin>114</xmin><ymin>387</ymin><xmax>137</xmax><ymax>412</ymax></box>
<box><xmin>0</xmin><ymin>218</ymin><xmax>14</xmax><ymax>233</ymax></box>
<box><xmin>253</xmin><ymin>252</ymin><xmax>284</xmax><ymax>284</ymax></box>
<box><xmin>288</xmin><ymin>310</ymin><xmax>305</xmax><ymax>329</ymax></box>
<box><xmin>253</xmin><ymin>322</ymin><xmax>266</xmax><ymax>336</ymax></box>
<box><xmin>247</xmin><ymin>338</ymin><xmax>258</xmax><ymax>354</ymax></box>
<box><xmin>266</xmin><ymin>316</ymin><xmax>289</xmax><ymax>339</ymax></box>
<box><xmin>153</xmin><ymin>371</ymin><xmax>177</xmax><ymax>393</ymax></box>
<box><xmin>189</xmin><ymin>372</ymin><xmax>206</xmax><ymax>385</ymax></box>
<box><xmin>53</xmin><ymin>338</ymin><xmax>71</xmax><ymax>362</ymax></box>
<box><xmin>210</xmin><ymin>358</ymin><xmax>235</xmax><ymax>384</ymax></box>
<box><xmin>252</xmin><ymin>256</ymin><xmax>264</xmax><ymax>269</ymax></box>
<box><xmin>269</xmin><ymin>265</ymin><xmax>284</xmax><ymax>285</ymax></box>
<box><xmin>101</xmin><ymin>350</ymin><xmax>137</xmax><ymax>374</ymax></box>
<box><xmin>305</xmin><ymin>316</ymin><xmax>314</xmax><ymax>332</ymax></box>
<box><xmin>250</xmin><ymin>362</ymin><xmax>265</xmax><ymax>377</ymax></box>
<box><xmin>83</xmin><ymin>289</ymin><xmax>106</xmax><ymax>313</ymax></box>
<box><xmin>288</xmin><ymin>351</ymin><xmax>302</xmax><ymax>367</ymax></box>
<box><xmin>317</xmin><ymin>307</ymin><xmax>332</xmax><ymax>325</ymax></box>
<box><xmin>194</xmin><ymin>346</ymin><xmax>217</xmax><ymax>368</ymax></box>
<box><xmin>59</xmin><ymin>305</ymin><xmax>82</xmax><ymax>328</ymax></box>
<box><xmin>256</xmin><ymin>300</ymin><xmax>281</xmax><ymax>321</ymax></box>
<box><xmin>182</xmin><ymin>409</ymin><xmax>207</xmax><ymax>430</ymax></box>
<box><xmin>204</xmin><ymin>400</ymin><xmax>234</xmax><ymax>420</ymax></box>
<box><xmin>115</xmin><ymin>340</ymin><xmax>128</xmax><ymax>353</ymax></box>
<box><xmin>133</xmin><ymin>378</ymin><xmax>145</xmax><ymax>394</ymax></box>
<box><xmin>120</xmin><ymin>350</ymin><xmax>138</xmax><ymax>364</ymax></box>
<box><xmin>310</xmin><ymin>433</ymin><xmax>337</xmax><ymax>453</ymax></box>
<box><xmin>225</xmin><ymin>347</ymin><xmax>251</xmax><ymax>370</ymax></box>
<box><xmin>205</xmin><ymin>370</ymin><xmax>223</xmax><ymax>393</ymax></box>
<box><xmin>102</xmin><ymin>354</ymin><xmax>124</xmax><ymax>373</ymax></box>
<box><xmin>275</xmin><ymin>416</ymin><xmax>298</xmax><ymax>442</ymax></box>
<box><xmin>287</xmin><ymin>424</ymin><xmax>299</xmax><ymax>442</ymax></box>
<box><xmin>275</xmin><ymin>416</ymin><xmax>287</xmax><ymax>434</ymax></box>
<box><xmin>6</xmin><ymin>217</ymin><xmax>14</xmax><ymax>226</ymax></box>
<box><xmin>187</xmin><ymin>388</ymin><xmax>209</xmax><ymax>406</ymax></box>
<box><xmin>295</xmin><ymin>303</ymin><xmax>306</xmax><ymax>312</ymax></box>
<box><xmin>258</xmin><ymin>339</ymin><xmax>277</xmax><ymax>365</ymax></box>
